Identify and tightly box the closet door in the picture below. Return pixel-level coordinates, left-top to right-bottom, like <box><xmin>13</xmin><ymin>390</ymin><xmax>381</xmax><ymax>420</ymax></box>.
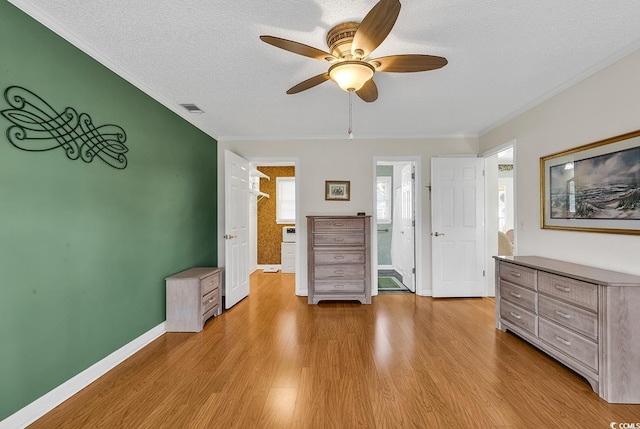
<box><xmin>431</xmin><ymin>157</ymin><xmax>485</xmax><ymax>297</ymax></box>
<box><xmin>224</xmin><ymin>150</ymin><xmax>250</xmax><ymax>309</ymax></box>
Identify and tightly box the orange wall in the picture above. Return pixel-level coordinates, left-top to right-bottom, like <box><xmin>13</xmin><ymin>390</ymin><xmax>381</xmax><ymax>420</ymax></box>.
<box><xmin>257</xmin><ymin>166</ymin><xmax>295</xmax><ymax>264</ymax></box>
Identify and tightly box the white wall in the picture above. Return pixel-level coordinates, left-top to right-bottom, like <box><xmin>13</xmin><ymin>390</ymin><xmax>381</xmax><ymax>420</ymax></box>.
<box><xmin>480</xmin><ymin>48</ymin><xmax>640</xmax><ymax>275</ymax></box>
<box><xmin>218</xmin><ymin>138</ymin><xmax>479</xmax><ymax>295</ymax></box>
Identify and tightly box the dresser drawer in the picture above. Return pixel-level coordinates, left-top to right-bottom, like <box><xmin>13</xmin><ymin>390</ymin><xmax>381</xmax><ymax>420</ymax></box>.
<box><xmin>315</xmin><ymin>280</ymin><xmax>365</xmax><ymax>293</ymax></box>
<box><xmin>315</xmin><ymin>265</ymin><xmax>365</xmax><ymax>279</ymax></box>
<box><xmin>201</xmin><ymin>273</ymin><xmax>220</xmax><ymax>296</ymax></box>
<box><xmin>500</xmin><ymin>280</ymin><xmax>537</xmax><ymax>312</ymax></box>
<box><xmin>202</xmin><ymin>288</ymin><xmax>219</xmax><ymax>315</ymax></box>
<box><xmin>281</xmin><ymin>257</ymin><xmax>295</xmax><ymax>273</ymax></box>
<box><xmin>281</xmin><ymin>242</ymin><xmax>296</xmax><ymax>258</ymax></box>
<box><xmin>313</xmin><ymin>233</ymin><xmax>364</xmax><ymax>246</ymax></box>
<box><xmin>539</xmin><ymin>318</ymin><xmax>598</xmax><ymax>371</ymax></box>
<box><xmin>314</xmin><ymin>251</ymin><xmax>365</xmax><ymax>265</ymax></box>
<box><xmin>314</xmin><ymin>218</ymin><xmax>365</xmax><ymax>231</ymax></box>
<box><xmin>538</xmin><ymin>272</ymin><xmax>597</xmax><ymax>311</ymax></box>
<box><xmin>499</xmin><ymin>299</ymin><xmax>537</xmax><ymax>335</ymax></box>
<box><xmin>499</xmin><ymin>262</ymin><xmax>536</xmax><ymax>290</ymax></box>
<box><xmin>202</xmin><ymin>305</ymin><xmax>219</xmax><ymax>324</ymax></box>
<box><xmin>538</xmin><ymin>295</ymin><xmax>597</xmax><ymax>341</ymax></box>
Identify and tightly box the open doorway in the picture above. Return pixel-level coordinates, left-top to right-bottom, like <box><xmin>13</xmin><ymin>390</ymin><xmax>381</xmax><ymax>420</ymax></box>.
<box><xmin>484</xmin><ymin>142</ymin><xmax>516</xmax><ymax>296</ymax></box>
<box><xmin>375</xmin><ymin>160</ymin><xmax>416</xmax><ymax>294</ymax></box>
<box><xmin>497</xmin><ymin>147</ymin><xmax>515</xmax><ymax>256</ymax></box>
<box><xmin>248</xmin><ymin>161</ymin><xmax>297</xmax><ymax>281</ymax></box>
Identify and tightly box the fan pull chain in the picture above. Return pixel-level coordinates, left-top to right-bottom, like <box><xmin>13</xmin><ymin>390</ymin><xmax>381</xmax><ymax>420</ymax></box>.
<box><xmin>348</xmin><ymin>90</ymin><xmax>354</xmax><ymax>140</ymax></box>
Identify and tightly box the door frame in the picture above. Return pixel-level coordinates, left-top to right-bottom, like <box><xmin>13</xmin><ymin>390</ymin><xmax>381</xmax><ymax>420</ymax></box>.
<box><xmin>372</xmin><ymin>156</ymin><xmax>423</xmax><ymax>296</ymax></box>
<box><xmin>483</xmin><ymin>139</ymin><xmax>517</xmax><ymax>297</ymax></box>
<box><xmin>246</xmin><ymin>156</ymin><xmax>301</xmax><ymax>296</ymax></box>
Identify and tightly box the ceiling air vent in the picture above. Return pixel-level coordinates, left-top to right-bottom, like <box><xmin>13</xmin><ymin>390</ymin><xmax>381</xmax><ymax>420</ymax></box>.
<box><xmin>180</xmin><ymin>103</ymin><xmax>204</xmax><ymax>113</ymax></box>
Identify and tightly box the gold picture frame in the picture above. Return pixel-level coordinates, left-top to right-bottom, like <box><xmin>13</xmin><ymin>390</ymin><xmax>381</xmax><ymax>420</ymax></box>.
<box><xmin>540</xmin><ymin>129</ymin><xmax>640</xmax><ymax>234</ymax></box>
<box><xmin>325</xmin><ymin>180</ymin><xmax>350</xmax><ymax>201</ymax></box>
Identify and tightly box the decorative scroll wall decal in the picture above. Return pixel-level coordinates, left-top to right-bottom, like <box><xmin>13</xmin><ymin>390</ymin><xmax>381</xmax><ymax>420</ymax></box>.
<box><xmin>1</xmin><ymin>86</ymin><xmax>128</xmax><ymax>169</ymax></box>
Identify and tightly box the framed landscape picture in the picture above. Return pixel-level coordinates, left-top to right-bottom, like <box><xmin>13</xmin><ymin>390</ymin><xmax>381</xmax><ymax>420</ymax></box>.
<box><xmin>540</xmin><ymin>129</ymin><xmax>640</xmax><ymax>234</ymax></box>
<box><xmin>325</xmin><ymin>180</ymin><xmax>350</xmax><ymax>201</ymax></box>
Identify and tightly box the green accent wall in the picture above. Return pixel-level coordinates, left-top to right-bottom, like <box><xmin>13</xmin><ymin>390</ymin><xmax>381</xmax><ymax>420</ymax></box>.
<box><xmin>0</xmin><ymin>2</ymin><xmax>217</xmax><ymax>420</ymax></box>
<box><xmin>376</xmin><ymin>165</ymin><xmax>393</xmax><ymax>265</ymax></box>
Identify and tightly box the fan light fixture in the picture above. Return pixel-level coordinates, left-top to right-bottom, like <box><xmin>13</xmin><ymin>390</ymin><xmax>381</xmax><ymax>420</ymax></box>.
<box><xmin>260</xmin><ymin>0</ymin><xmax>449</xmax><ymax>137</ymax></box>
<box><xmin>328</xmin><ymin>61</ymin><xmax>375</xmax><ymax>92</ymax></box>
<box><xmin>260</xmin><ymin>0</ymin><xmax>448</xmax><ymax>102</ymax></box>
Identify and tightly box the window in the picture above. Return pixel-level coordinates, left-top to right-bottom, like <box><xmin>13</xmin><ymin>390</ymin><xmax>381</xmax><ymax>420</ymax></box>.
<box><xmin>276</xmin><ymin>177</ymin><xmax>296</xmax><ymax>224</ymax></box>
<box><xmin>377</xmin><ymin>176</ymin><xmax>392</xmax><ymax>224</ymax></box>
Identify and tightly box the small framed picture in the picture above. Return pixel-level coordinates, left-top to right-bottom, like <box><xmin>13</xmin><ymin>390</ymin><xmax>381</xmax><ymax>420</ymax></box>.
<box><xmin>325</xmin><ymin>180</ymin><xmax>350</xmax><ymax>201</ymax></box>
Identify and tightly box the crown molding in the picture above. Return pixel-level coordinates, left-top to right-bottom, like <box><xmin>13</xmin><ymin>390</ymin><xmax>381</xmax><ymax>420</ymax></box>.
<box><xmin>480</xmin><ymin>39</ymin><xmax>640</xmax><ymax>137</ymax></box>
<box><xmin>6</xmin><ymin>0</ymin><xmax>219</xmax><ymax>141</ymax></box>
<box><xmin>217</xmin><ymin>132</ymin><xmax>479</xmax><ymax>142</ymax></box>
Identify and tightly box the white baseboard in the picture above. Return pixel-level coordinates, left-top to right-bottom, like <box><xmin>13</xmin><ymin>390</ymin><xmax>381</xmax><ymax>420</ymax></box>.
<box><xmin>0</xmin><ymin>322</ymin><xmax>166</xmax><ymax>429</ymax></box>
<box><xmin>257</xmin><ymin>264</ymin><xmax>281</xmax><ymax>270</ymax></box>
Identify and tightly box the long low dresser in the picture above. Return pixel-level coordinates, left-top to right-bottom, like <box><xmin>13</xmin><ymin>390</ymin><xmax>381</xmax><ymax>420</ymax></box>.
<box><xmin>494</xmin><ymin>255</ymin><xmax>640</xmax><ymax>403</ymax></box>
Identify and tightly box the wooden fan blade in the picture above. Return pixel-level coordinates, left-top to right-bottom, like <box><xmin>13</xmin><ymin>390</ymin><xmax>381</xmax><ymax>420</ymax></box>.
<box><xmin>260</xmin><ymin>35</ymin><xmax>335</xmax><ymax>61</ymax></box>
<box><xmin>373</xmin><ymin>54</ymin><xmax>448</xmax><ymax>73</ymax></box>
<box><xmin>356</xmin><ymin>79</ymin><xmax>378</xmax><ymax>103</ymax></box>
<box><xmin>286</xmin><ymin>73</ymin><xmax>331</xmax><ymax>94</ymax></box>
<box><xmin>351</xmin><ymin>0</ymin><xmax>401</xmax><ymax>58</ymax></box>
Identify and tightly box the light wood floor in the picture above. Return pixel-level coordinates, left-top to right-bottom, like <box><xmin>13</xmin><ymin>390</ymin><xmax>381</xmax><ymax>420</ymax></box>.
<box><xmin>31</xmin><ymin>271</ymin><xmax>640</xmax><ymax>428</ymax></box>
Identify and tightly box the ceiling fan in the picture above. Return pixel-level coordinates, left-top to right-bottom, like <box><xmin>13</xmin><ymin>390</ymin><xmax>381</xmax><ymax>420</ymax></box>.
<box><xmin>260</xmin><ymin>0</ymin><xmax>447</xmax><ymax>103</ymax></box>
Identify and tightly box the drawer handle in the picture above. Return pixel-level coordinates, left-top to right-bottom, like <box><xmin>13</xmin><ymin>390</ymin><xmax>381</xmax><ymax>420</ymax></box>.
<box><xmin>555</xmin><ymin>310</ymin><xmax>572</xmax><ymax>319</ymax></box>
<box><xmin>335</xmin><ymin>284</ymin><xmax>344</xmax><ymax>288</ymax></box>
<box><xmin>555</xmin><ymin>335</ymin><xmax>572</xmax><ymax>346</ymax></box>
<box><xmin>554</xmin><ymin>284</ymin><xmax>571</xmax><ymax>293</ymax></box>
<box><xmin>509</xmin><ymin>311</ymin><xmax>521</xmax><ymax>320</ymax></box>
<box><xmin>333</xmin><ymin>223</ymin><xmax>344</xmax><ymax>226</ymax></box>
<box><xmin>208</xmin><ymin>299</ymin><xmax>214</xmax><ymax>303</ymax></box>
<box><xmin>334</xmin><ymin>270</ymin><xmax>344</xmax><ymax>275</ymax></box>
<box><xmin>510</xmin><ymin>271</ymin><xmax>521</xmax><ymax>277</ymax></box>
<box><xmin>334</xmin><ymin>256</ymin><xmax>345</xmax><ymax>260</ymax></box>
<box><xmin>333</xmin><ymin>237</ymin><xmax>344</xmax><ymax>242</ymax></box>
<box><xmin>510</xmin><ymin>292</ymin><xmax>521</xmax><ymax>299</ymax></box>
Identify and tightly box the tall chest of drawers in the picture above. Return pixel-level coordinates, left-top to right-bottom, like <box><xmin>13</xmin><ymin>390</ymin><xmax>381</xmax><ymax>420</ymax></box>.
<box><xmin>307</xmin><ymin>215</ymin><xmax>371</xmax><ymax>304</ymax></box>
<box><xmin>166</xmin><ymin>267</ymin><xmax>222</xmax><ymax>332</ymax></box>
<box><xmin>495</xmin><ymin>256</ymin><xmax>640</xmax><ymax>403</ymax></box>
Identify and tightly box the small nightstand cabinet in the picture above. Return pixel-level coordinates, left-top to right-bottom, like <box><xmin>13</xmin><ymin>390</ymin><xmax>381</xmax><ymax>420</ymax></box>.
<box><xmin>307</xmin><ymin>215</ymin><xmax>371</xmax><ymax>304</ymax></box>
<box><xmin>495</xmin><ymin>256</ymin><xmax>640</xmax><ymax>404</ymax></box>
<box><xmin>166</xmin><ymin>267</ymin><xmax>222</xmax><ymax>332</ymax></box>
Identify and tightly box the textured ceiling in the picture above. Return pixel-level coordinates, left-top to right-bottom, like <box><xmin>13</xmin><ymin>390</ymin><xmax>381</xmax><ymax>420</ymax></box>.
<box><xmin>10</xmin><ymin>0</ymin><xmax>640</xmax><ymax>141</ymax></box>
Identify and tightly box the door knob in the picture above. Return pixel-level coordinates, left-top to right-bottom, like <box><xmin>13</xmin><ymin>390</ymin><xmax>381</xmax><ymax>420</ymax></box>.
<box><xmin>433</xmin><ymin>232</ymin><xmax>445</xmax><ymax>237</ymax></box>
<box><xmin>224</xmin><ymin>234</ymin><xmax>237</xmax><ymax>239</ymax></box>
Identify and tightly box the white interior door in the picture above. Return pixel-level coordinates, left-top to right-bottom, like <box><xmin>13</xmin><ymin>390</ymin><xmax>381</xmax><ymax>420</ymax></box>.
<box><xmin>224</xmin><ymin>150</ymin><xmax>250</xmax><ymax>309</ymax></box>
<box><xmin>431</xmin><ymin>157</ymin><xmax>485</xmax><ymax>297</ymax></box>
<box><xmin>399</xmin><ymin>163</ymin><xmax>416</xmax><ymax>292</ymax></box>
